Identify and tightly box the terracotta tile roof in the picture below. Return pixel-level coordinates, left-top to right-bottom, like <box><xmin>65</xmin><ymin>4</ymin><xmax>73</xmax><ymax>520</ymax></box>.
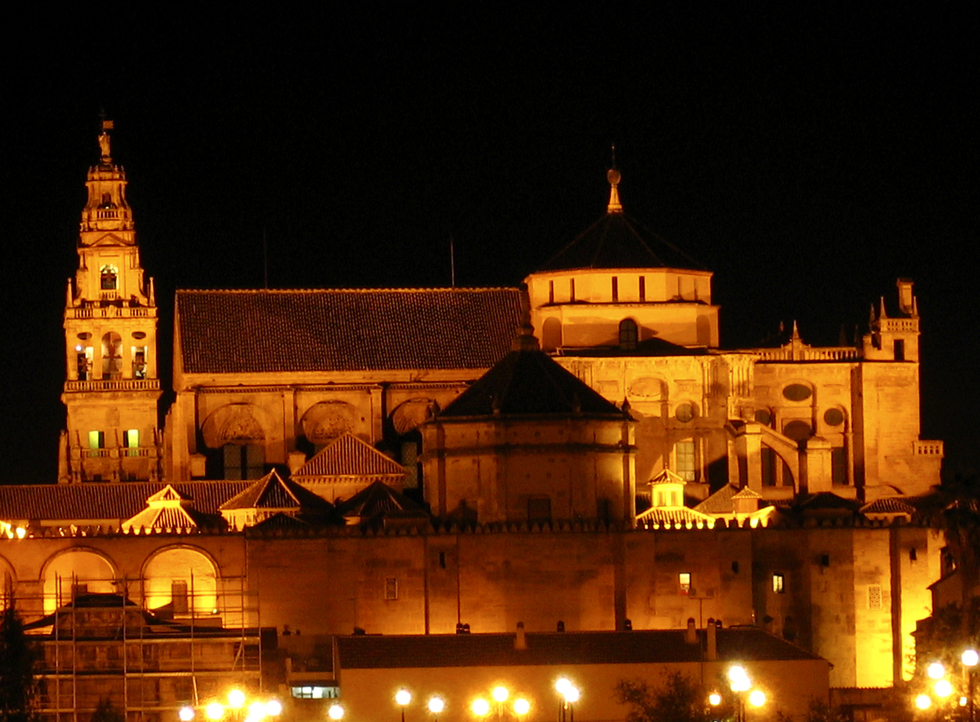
<box><xmin>695</xmin><ymin>485</ymin><xmax>738</xmax><ymax>514</ymax></box>
<box><xmin>0</xmin><ymin>481</ymin><xmax>253</xmax><ymax>523</ymax></box>
<box><xmin>439</xmin><ymin>348</ymin><xmax>626</xmax><ymax>418</ymax></box>
<box><xmin>176</xmin><ymin>288</ymin><xmax>523</xmax><ymax>374</ymax></box>
<box><xmin>219</xmin><ymin>470</ymin><xmax>331</xmax><ymax>512</ymax></box>
<box><xmin>336</xmin><ymin>481</ymin><xmax>427</xmax><ymax>520</ymax></box>
<box><xmin>538</xmin><ymin>213</ymin><xmax>704</xmax><ymax>272</ymax></box>
<box><xmin>336</xmin><ymin>628</ymin><xmax>824</xmax><ymax>669</ymax></box>
<box><xmin>636</xmin><ymin>507</ymin><xmax>716</xmax><ymax>528</ymax></box>
<box><xmin>860</xmin><ymin>497</ymin><xmax>917</xmax><ymax>515</ymax></box>
<box><xmin>292</xmin><ymin>434</ymin><xmax>406</xmax><ymax>479</ymax></box>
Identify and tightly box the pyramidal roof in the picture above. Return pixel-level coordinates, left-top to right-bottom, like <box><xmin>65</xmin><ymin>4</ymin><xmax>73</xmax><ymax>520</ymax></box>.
<box><xmin>649</xmin><ymin>469</ymin><xmax>687</xmax><ymax>486</ymax></box>
<box><xmin>219</xmin><ymin>470</ymin><xmax>331</xmax><ymax>512</ymax></box>
<box><xmin>336</xmin><ymin>481</ymin><xmax>428</xmax><ymax>521</ymax></box>
<box><xmin>538</xmin><ymin>169</ymin><xmax>704</xmax><ymax>273</ymax></box>
<box><xmin>293</xmin><ymin>433</ymin><xmax>406</xmax><ymax>478</ymax></box>
<box><xmin>439</xmin><ymin>331</ymin><xmax>627</xmax><ymax>419</ymax></box>
<box><xmin>121</xmin><ymin>484</ymin><xmax>213</xmax><ymax>532</ymax></box>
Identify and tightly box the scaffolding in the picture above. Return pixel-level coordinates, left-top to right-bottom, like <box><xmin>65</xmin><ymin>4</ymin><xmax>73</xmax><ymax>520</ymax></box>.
<box><xmin>17</xmin><ymin>574</ymin><xmax>264</xmax><ymax>722</ymax></box>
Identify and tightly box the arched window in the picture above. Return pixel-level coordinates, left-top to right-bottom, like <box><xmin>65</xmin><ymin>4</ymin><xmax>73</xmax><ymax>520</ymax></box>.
<box><xmin>100</xmin><ymin>265</ymin><xmax>118</xmax><ymax>290</ymax></box>
<box><xmin>619</xmin><ymin>319</ymin><xmax>638</xmax><ymax>350</ymax></box>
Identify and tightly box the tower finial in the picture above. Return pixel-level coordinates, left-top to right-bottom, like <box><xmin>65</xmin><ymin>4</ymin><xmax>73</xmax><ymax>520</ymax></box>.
<box><xmin>606</xmin><ymin>143</ymin><xmax>623</xmax><ymax>214</ymax></box>
<box><xmin>98</xmin><ymin>115</ymin><xmax>114</xmax><ymax>163</ymax></box>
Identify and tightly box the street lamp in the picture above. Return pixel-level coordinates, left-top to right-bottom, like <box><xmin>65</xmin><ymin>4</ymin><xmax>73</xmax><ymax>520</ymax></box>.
<box><xmin>328</xmin><ymin>703</ymin><xmax>345</xmax><ymax>720</ymax></box>
<box><xmin>964</xmin><ymin>649</ymin><xmax>978</xmax><ymax>722</ymax></box>
<box><xmin>472</xmin><ymin>698</ymin><xmax>491</xmax><ymax>717</ymax></box>
<box><xmin>513</xmin><ymin>698</ymin><xmax>530</xmax><ymax>717</ymax></box>
<box><xmin>556</xmin><ymin>678</ymin><xmax>579</xmax><ymax>722</ymax></box>
<box><xmin>396</xmin><ymin>689</ymin><xmax>412</xmax><ymax>722</ymax></box>
<box><xmin>180</xmin><ymin>708</ymin><xmax>195</xmax><ymax>722</ymax></box>
<box><xmin>428</xmin><ymin>696</ymin><xmax>445</xmax><ymax>722</ymax></box>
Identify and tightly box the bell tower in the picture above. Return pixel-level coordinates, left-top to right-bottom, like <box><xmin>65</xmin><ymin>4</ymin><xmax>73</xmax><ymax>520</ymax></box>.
<box><xmin>59</xmin><ymin>119</ymin><xmax>162</xmax><ymax>483</ymax></box>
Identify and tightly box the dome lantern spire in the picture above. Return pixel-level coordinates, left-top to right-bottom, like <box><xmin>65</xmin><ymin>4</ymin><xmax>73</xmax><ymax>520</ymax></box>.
<box><xmin>606</xmin><ymin>143</ymin><xmax>623</xmax><ymax>214</ymax></box>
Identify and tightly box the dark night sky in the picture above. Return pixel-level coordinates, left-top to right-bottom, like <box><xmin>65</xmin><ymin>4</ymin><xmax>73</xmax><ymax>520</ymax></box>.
<box><xmin>1</xmin><ymin>8</ymin><xmax>977</xmax><ymax>483</ymax></box>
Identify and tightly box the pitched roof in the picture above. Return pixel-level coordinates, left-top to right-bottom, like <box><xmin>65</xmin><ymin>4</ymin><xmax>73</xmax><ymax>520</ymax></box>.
<box><xmin>538</xmin><ymin>212</ymin><xmax>704</xmax><ymax>272</ymax></box>
<box><xmin>860</xmin><ymin>497</ymin><xmax>917</xmax><ymax>515</ymax></box>
<box><xmin>336</xmin><ymin>628</ymin><xmax>824</xmax><ymax>669</ymax></box>
<box><xmin>176</xmin><ymin>288</ymin><xmax>522</xmax><ymax>374</ymax></box>
<box><xmin>219</xmin><ymin>470</ymin><xmax>331</xmax><ymax>512</ymax></box>
<box><xmin>336</xmin><ymin>481</ymin><xmax>427</xmax><ymax>520</ymax></box>
<box><xmin>438</xmin><ymin>347</ymin><xmax>626</xmax><ymax>418</ymax></box>
<box><xmin>648</xmin><ymin>469</ymin><xmax>687</xmax><ymax>486</ymax></box>
<box><xmin>0</xmin><ymin>481</ymin><xmax>253</xmax><ymax>523</ymax></box>
<box><xmin>293</xmin><ymin>434</ymin><xmax>406</xmax><ymax>479</ymax></box>
<box><xmin>636</xmin><ymin>507</ymin><xmax>716</xmax><ymax>528</ymax></box>
<box><xmin>122</xmin><ymin>484</ymin><xmax>213</xmax><ymax>531</ymax></box>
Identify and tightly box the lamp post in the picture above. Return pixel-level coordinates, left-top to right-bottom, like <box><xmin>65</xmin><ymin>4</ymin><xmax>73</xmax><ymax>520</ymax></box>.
<box><xmin>396</xmin><ymin>689</ymin><xmax>412</xmax><ymax>722</ymax></box>
<box><xmin>728</xmin><ymin>666</ymin><xmax>766</xmax><ymax>722</ymax></box>
<box><xmin>428</xmin><ymin>696</ymin><xmax>445</xmax><ymax>722</ymax></box>
<box><xmin>556</xmin><ymin>678</ymin><xmax>579</xmax><ymax>722</ymax></box>
<box><xmin>964</xmin><ymin>649</ymin><xmax>978</xmax><ymax>722</ymax></box>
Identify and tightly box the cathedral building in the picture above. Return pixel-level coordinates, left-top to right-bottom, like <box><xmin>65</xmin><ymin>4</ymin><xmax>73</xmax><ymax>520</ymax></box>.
<box><xmin>0</xmin><ymin>123</ymin><xmax>953</xmax><ymax>719</ymax></box>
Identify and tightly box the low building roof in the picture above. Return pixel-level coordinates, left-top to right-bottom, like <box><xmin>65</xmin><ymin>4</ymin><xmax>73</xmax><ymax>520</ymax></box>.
<box><xmin>0</xmin><ymin>481</ymin><xmax>252</xmax><ymax>524</ymax></box>
<box><xmin>176</xmin><ymin>288</ymin><xmax>522</xmax><ymax>374</ymax></box>
<box><xmin>336</xmin><ymin>628</ymin><xmax>823</xmax><ymax>669</ymax></box>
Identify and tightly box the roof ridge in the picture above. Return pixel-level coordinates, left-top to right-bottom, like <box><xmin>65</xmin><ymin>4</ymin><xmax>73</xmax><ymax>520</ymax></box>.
<box><xmin>176</xmin><ymin>287</ymin><xmax>520</xmax><ymax>295</ymax></box>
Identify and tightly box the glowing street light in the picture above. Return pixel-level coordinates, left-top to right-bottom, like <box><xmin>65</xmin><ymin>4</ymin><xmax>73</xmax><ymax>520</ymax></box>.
<box><xmin>513</xmin><ymin>698</ymin><xmax>530</xmax><ymax>717</ymax></box>
<box><xmin>471</xmin><ymin>698</ymin><xmax>491</xmax><ymax>717</ymax></box>
<box><xmin>180</xmin><ymin>707</ymin><xmax>196</xmax><ymax>722</ymax></box>
<box><xmin>928</xmin><ymin>662</ymin><xmax>946</xmax><ymax>680</ymax></box>
<box><xmin>492</xmin><ymin>687</ymin><xmax>509</xmax><ymax>704</ymax></box>
<box><xmin>428</xmin><ymin>696</ymin><xmax>445</xmax><ymax>721</ymax></box>
<box><xmin>708</xmin><ymin>692</ymin><xmax>722</xmax><ymax>707</ymax></box>
<box><xmin>964</xmin><ymin>649</ymin><xmax>979</xmax><ymax>722</ymax></box>
<box><xmin>556</xmin><ymin>678</ymin><xmax>579</xmax><ymax>722</ymax></box>
<box><xmin>327</xmin><ymin>703</ymin><xmax>345</xmax><ymax>720</ymax></box>
<box><xmin>916</xmin><ymin>694</ymin><xmax>932</xmax><ymax>710</ymax></box>
<box><xmin>206</xmin><ymin>703</ymin><xmax>225</xmax><ymax>721</ymax></box>
<box><xmin>748</xmin><ymin>690</ymin><xmax>767</xmax><ymax>708</ymax></box>
<box><xmin>935</xmin><ymin>679</ymin><xmax>954</xmax><ymax>699</ymax></box>
<box><xmin>396</xmin><ymin>689</ymin><xmax>412</xmax><ymax>722</ymax></box>
<box><xmin>228</xmin><ymin>690</ymin><xmax>247</xmax><ymax>710</ymax></box>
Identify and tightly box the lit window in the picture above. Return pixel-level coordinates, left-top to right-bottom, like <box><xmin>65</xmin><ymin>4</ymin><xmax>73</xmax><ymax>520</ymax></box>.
<box><xmin>385</xmin><ymin>578</ymin><xmax>398</xmax><ymax>600</ymax></box>
<box><xmin>772</xmin><ymin>573</ymin><xmax>785</xmax><ymax>593</ymax></box>
<box><xmin>124</xmin><ymin>429</ymin><xmax>139</xmax><ymax>457</ymax></box>
<box><xmin>88</xmin><ymin>431</ymin><xmax>105</xmax><ymax>453</ymax></box>
<box><xmin>679</xmin><ymin>572</ymin><xmax>691</xmax><ymax>595</ymax></box>
<box><xmin>675</xmin><ymin>440</ymin><xmax>696</xmax><ymax>481</ymax></box>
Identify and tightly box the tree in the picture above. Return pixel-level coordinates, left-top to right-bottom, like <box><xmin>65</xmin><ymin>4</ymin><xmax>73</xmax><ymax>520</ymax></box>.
<box><xmin>0</xmin><ymin>604</ymin><xmax>37</xmax><ymax>722</ymax></box>
<box><xmin>616</xmin><ymin>671</ymin><xmax>711</xmax><ymax>722</ymax></box>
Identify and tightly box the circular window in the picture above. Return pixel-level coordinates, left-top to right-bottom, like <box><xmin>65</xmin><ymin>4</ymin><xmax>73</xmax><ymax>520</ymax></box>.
<box><xmin>675</xmin><ymin>403</ymin><xmax>695</xmax><ymax>423</ymax></box>
<box><xmin>783</xmin><ymin>384</ymin><xmax>812</xmax><ymax>402</ymax></box>
<box><xmin>754</xmin><ymin>409</ymin><xmax>772</xmax><ymax>425</ymax></box>
<box><xmin>132</xmin><ymin>331</ymin><xmax>147</xmax><ymax>340</ymax></box>
<box><xmin>783</xmin><ymin>420</ymin><xmax>812</xmax><ymax>441</ymax></box>
<box><xmin>76</xmin><ymin>332</ymin><xmax>91</xmax><ymax>340</ymax></box>
<box><xmin>824</xmin><ymin>408</ymin><xmax>844</xmax><ymax>426</ymax></box>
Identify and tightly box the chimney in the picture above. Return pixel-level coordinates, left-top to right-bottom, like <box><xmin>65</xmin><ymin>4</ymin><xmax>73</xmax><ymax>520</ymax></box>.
<box><xmin>515</xmin><ymin>622</ymin><xmax>527</xmax><ymax>650</ymax></box>
<box><xmin>706</xmin><ymin>619</ymin><xmax>718</xmax><ymax>661</ymax></box>
<box><xmin>685</xmin><ymin>618</ymin><xmax>697</xmax><ymax>644</ymax></box>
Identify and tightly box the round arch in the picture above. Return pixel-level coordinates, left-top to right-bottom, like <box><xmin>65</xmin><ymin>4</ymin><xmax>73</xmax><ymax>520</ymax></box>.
<box><xmin>40</xmin><ymin>547</ymin><xmax>118</xmax><ymax>614</ymax></box>
<box><xmin>141</xmin><ymin>545</ymin><xmax>219</xmax><ymax>617</ymax></box>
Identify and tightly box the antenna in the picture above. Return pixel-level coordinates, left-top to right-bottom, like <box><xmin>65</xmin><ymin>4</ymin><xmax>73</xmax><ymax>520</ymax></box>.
<box><xmin>450</xmin><ymin>234</ymin><xmax>456</xmax><ymax>288</ymax></box>
<box><xmin>262</xmin><ymin>228</ymin><xmax>269</xmax><ymax>289</ymax></box>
